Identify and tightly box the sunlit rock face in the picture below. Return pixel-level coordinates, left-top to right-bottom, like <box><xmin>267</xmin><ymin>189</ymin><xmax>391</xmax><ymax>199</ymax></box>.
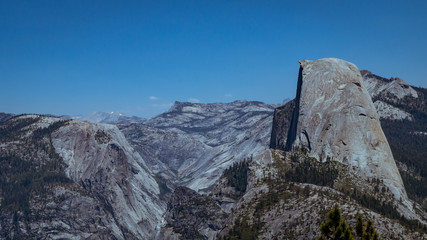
<box><xmin>52</xmin><ymin>121</ymin><xmax>165</xmax><ymax>239</ymax></box>
<box><xmin>286</xmin><ymin>58</ymin><xmax>409</xmax><ymax>207</ymax></box>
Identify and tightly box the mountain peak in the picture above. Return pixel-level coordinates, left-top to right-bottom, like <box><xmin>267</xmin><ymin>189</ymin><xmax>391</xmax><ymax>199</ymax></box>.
<box><xmin>361</xmin><ymin>70</ymin><xmax>418</xmax><ymax>99</ymax></box>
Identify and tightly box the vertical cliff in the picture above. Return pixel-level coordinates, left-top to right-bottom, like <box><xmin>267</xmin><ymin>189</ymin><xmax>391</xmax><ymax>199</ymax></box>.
<box><xmin>284</xmin><ymin>58</ymin><xmax>413</xmax><ymax>214</ymax></box>
<box><xmin>269</xmin><ymin>100</ymin><xmax>295</xmax><ymax>150</ymax></box>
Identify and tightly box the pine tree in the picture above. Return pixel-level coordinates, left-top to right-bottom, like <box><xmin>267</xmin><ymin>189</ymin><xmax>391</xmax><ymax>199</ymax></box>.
<box><xmin>319</xmin><ymin>206</ymin><xmax>381</xmax><ymax>240</ymax></box>
<box><xmin>356</xmin><ymin>215</ymin><xmax>364</xmax><ymax>238</ymax></box>
<box><xmin>355</xmin><ymin>215</ymin><xmax>379</xmax><ymax>240</ymax></box>
<box><xmin>362</xmin><ymin>220</ymin><xmax>379</xmax><ymax>240</ymax></box>
<box><xmin>318</xmin><ymin>206</ymin><xmax>355</xmax><ymax>240</ymax></box>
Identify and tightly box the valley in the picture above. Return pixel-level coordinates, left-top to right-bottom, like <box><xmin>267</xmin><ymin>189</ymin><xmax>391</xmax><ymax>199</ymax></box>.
<box><xmin>0</xmin><ymin>58</ymin><xmax>426</xmax><ymax>239</ymax></box>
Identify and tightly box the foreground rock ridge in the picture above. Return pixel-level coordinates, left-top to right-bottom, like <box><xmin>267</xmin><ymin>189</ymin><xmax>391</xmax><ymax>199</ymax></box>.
<box><xmin>286</xmin><ymin>58</ymin><xmax>411</xmax><ymax>211</ymax></box>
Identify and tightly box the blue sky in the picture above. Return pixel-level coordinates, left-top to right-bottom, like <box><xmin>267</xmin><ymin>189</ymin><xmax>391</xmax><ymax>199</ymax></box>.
<box><xmin>1</xmin><ymin>1</ymin><xmax>426</xmax><ymax>118</ymax></box>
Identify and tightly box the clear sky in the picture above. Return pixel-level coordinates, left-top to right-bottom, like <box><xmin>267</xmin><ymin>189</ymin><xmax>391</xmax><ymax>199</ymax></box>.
<box><xmin>1</xmin><ymin>1</ymin><xmax>426</xmax><ymax>118</ymax></box>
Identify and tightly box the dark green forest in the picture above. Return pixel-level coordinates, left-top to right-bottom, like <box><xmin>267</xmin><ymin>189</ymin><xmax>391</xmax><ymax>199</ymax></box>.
<box><xmin>284</xmin><ymin>156</ymin><xmax>338</xmax><ymax>187</ymax></box>
<box><xmin>0</xmin><ymin>118</ymin><xmax>72</xmax><ymax>214</ymax></box>
<box><xmin>375</xmin><ymin>87</ymin><xmax>427</xmax><ymax>209</ymax></box>
<box><xmin>223</xmin><ymin>159</ymin><xmax>250</xmax><ymax>194</ymax></box>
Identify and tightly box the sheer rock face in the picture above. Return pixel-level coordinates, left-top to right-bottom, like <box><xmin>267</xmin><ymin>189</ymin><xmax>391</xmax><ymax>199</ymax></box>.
<box><xmin>269</xmin><ymin>100</ymin><xmax>295</xmax><ymax>150</ymax></box>
<box><xmin>286</xmin><ymin>58</ymin><xmax>410</xmax><ymax>209</ymax></box>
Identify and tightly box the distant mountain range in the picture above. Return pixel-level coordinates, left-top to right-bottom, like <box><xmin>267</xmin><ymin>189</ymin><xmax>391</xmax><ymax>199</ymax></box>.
<box><xmin>61</xmin><ymin>111</ymin><xmax>146</xmax><ymax>124</ymax></box>
<box><xmin>0</xmin><ymin>59</ymin><xmax>426</xmax><ymax>239</ymax></box>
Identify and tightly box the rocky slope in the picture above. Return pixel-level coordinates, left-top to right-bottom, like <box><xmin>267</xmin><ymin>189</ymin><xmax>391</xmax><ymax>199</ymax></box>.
<box><xmin>162</xmin><ymin>149</ymin><xmax>426</xmax><ymax>239</ymax></box>
<box><xmin>373</xmin><ymin>100</ymin><xmax>413</xmax><ymax>120</ymax></box>
<box><xmin>52</xmin><ymin>119</ymin><xmax>165</xmax><ymax>238</ymax></box>
<box><xmin>0</xmin><ymin>115</ymin><xmax>123</xmax><ymax>239</ymax></box>
<box><xmin>359</xmin><ymin>69</ymin><xmax>427</xmax><ymax>213</ymax></box>
<box><xmin>119</xmin><ymin>100</ymin><xmax>276</xmax><ymax>192</ymax></box>
<box><xmin>161</xmin><ymin>186</ymin><xmax>227</xmax><ymax>240</ymax></box>
<box><xmin>0</xmin><ymin>115</ymin><xmax>164</xmax><ymax>239</ymax></box>
<box><xmin>361</xmin><ymin>70</ymin><xmax>417</xmax><ymax>121</ymax></box>
<box><xmin>117</xmin><ymin>123</ymin><xmax>213</xmax><ymax>191</ymax></box>
<box><xmin>361</xmin><ymin>70</ymin><xmax>418</xmax><ymax>100</ymax></box>
<box><xmin>369</xmin><ymin>84</ymin><xmax>427</xmax><ymax>213</ymax></box>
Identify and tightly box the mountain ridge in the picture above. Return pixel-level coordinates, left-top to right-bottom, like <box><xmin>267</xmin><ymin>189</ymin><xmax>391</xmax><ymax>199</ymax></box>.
<box><xmin>62</xmin><ymin>111</ymin><xmax>146</xmax><ymax>125</ymax></box>
<box><xmin>120</xmin><ymin>100</ymin><xmax>278</xmax><ymax>193</ymax></box>
<box><xmin>0</xmin><ymin>61</ymin><xmax>426</xmax><ymax>239</ymax></box>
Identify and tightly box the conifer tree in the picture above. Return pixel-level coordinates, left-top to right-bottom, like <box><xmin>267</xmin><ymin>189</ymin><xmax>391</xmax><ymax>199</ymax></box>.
<box><xmin>356</xmin><ymin>215</ymin><xmax>364</xmax><ymax>238</ymax></box>
<box><xmin>318</xmin><ymin>206</ymin><xmax>355</xmax><ymax>240</ymax></box>
<box><xmin>362</xmin><ymin>220</ymin><xmax>379</xmax><ymax>240</ymax></box>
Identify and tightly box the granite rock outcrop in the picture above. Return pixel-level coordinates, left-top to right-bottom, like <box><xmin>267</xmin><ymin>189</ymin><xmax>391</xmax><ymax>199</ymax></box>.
<box><xmin>285</xmin><ymin>58</ymin><xmax>412</xmax><ymax>214</ymax></box>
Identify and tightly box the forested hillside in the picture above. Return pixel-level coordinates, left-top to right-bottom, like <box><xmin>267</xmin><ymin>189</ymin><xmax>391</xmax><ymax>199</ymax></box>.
<box><xmin>378</xmin><ymin>86</ymin><xmax>427</xmax><ymax>210</ymax></box>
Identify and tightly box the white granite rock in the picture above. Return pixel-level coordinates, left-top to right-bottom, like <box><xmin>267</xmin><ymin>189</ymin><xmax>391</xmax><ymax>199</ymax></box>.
<box><xmin>287</xmin><ymin>58</ymin><xmax>413</xmax><ymax>215</ymax></box>
<box><xmin>374</xmin><ymin>100</ymin><xmax>413</xmax><ymax>121</ymax></box>
<box><xmin>52</xmin><ymin>120</ymin><xmax>165</xmax><ymax>239</ymax></box>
